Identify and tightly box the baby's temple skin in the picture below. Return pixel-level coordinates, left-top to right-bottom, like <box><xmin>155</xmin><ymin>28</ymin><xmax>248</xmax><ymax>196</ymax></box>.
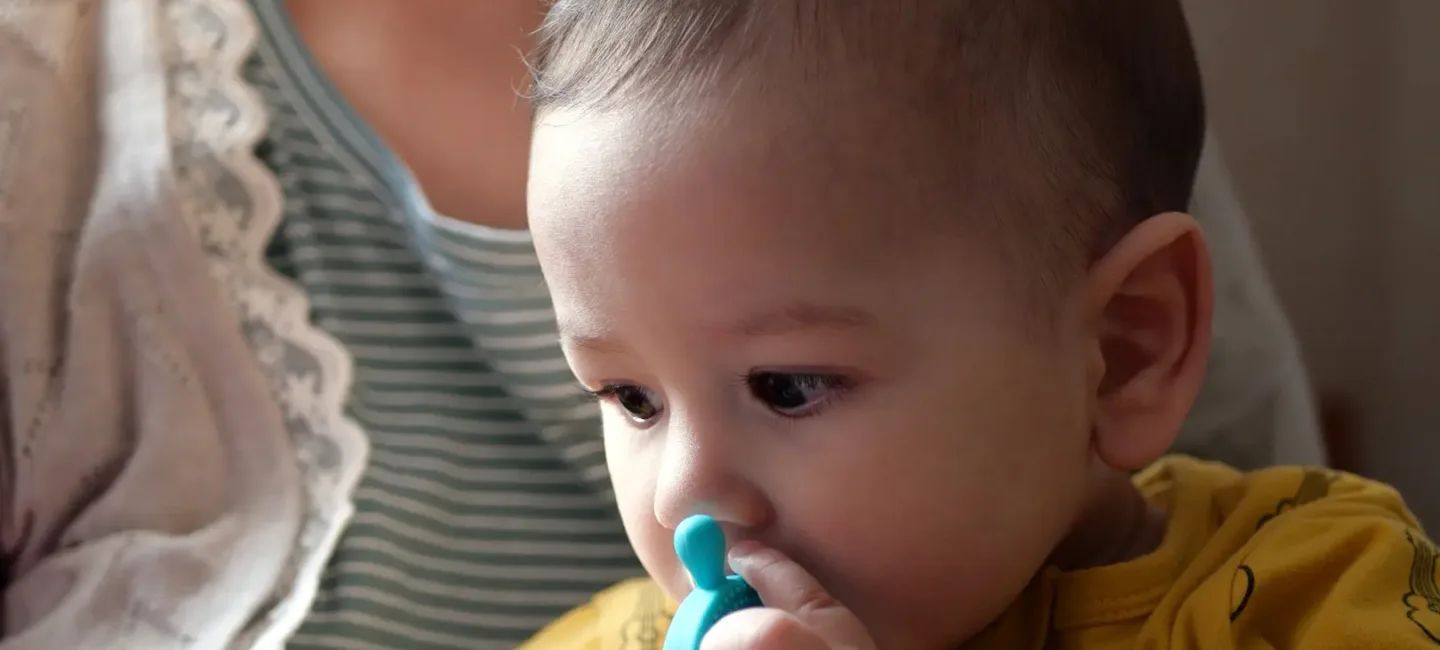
<box><xmin>514</xmin><ymin>1</ymin><xmax>1439</xmax><ymax>649</ymax></box>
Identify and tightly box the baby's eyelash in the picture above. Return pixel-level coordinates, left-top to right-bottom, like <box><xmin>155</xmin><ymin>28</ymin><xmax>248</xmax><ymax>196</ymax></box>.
<box><xmin>734</xmin><ymin>371</ymin><xmax>855</xmax><ymax>390</ymax></box>
<box><xmin>581</xmin><ymin>384</ymin><xmax>620</xmax><ymax>401</ymax></box>
<box><xmin>734</xmin><ymin>369</ymin><xmax>858</xmax><ymax>420</ymax></box>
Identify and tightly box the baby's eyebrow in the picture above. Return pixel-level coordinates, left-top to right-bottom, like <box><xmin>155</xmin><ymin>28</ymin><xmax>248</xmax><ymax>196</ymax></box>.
<box><xmin>727</xmin><ymin>302</ymin><xmax>876</xmax><ymax>338</ymax></box>
<box><xmin>557</xmin><ymin>301</ymin><xmax>876</xmax><ymax>353</ymax></box>
<box><xmin>559</xmin><ymin>332</ymin><xmax>629</xmax><ymax>354</ymax></box>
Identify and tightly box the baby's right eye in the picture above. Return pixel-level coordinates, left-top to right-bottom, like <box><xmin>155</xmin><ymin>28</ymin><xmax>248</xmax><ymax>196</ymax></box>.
<box><xmin>587</xmin><ymin>384</ymin><xmax>664</xmax><ymax>424</ymax></box>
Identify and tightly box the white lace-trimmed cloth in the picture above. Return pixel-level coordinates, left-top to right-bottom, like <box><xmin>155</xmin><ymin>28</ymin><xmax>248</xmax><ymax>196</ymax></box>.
<box><xmin>0</xmin><ymin>1</ymin><xmax>364</xmax><ymax>648</ymax></box>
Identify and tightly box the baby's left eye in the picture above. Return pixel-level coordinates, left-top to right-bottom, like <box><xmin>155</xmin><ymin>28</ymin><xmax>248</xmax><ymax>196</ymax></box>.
<box><xmin>745</xmin><ymin>371</ymin><xmax>850</xmax><ymax>418</ymax></box>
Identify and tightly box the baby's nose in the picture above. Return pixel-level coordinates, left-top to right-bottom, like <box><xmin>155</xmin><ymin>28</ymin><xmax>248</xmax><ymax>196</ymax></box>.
<box><xmin>651</xmin><ymin>414</ymin><xmax>770</xmax><ymax>532</ymax></box>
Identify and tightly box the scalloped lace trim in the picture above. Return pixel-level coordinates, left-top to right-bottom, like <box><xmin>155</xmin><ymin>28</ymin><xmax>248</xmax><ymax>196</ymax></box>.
<box><xmin>157</xmin><ymin>0</ymin><xmax>368</xmax><ymax>647</ymax></box>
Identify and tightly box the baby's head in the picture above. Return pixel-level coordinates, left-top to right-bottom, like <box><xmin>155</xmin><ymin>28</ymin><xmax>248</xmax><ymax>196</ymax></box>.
<box><xmin>527</xmin><ymin>1</ymin><xmax>1209</xmax><ymax>647</ymax></box>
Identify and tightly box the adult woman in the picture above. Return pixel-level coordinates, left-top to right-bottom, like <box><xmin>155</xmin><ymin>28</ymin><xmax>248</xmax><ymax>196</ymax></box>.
<box><xmin>0</xmin><ymin>0</ymin><xmax>1320</xmax><ymax>648</ymax></box>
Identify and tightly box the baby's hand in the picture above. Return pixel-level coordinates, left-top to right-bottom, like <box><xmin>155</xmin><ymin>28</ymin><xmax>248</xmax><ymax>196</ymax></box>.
<box><xmin>700</xmin><ymin>543</ymin><xmax>877</xmax><ymax>650</ymax></box>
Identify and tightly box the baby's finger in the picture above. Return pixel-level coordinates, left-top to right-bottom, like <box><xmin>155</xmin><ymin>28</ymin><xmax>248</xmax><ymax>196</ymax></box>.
<box><xmin>699</xmin><ymin>608</ymin><xmax>829</xmax><ymax>650</ymax></box>
<box><xmin>726</xmin><ymin>542</ymin><xmax>875</xmax><ymax>650</ymax></box>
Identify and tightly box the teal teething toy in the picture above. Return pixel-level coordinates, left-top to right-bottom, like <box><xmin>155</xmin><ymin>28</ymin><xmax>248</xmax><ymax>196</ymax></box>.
<box><xmin>662</xmin><ymin>515</ymin><xmax>763</xmax><ymax>650</ymax></box>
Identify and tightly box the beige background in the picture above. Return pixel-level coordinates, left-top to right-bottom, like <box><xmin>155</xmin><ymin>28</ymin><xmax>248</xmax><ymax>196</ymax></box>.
<box><xmin>1183</xmin><ymin>0</ymin><xmax>1438</xmax><ymax>525</ymax></box>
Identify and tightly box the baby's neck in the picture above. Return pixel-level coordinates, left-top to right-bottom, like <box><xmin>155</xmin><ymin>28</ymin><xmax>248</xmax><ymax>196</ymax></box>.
<box><xmin>1048</xmin><ymin>471</ymin><xmax>1168</xmax><ymax>571</ymax></box>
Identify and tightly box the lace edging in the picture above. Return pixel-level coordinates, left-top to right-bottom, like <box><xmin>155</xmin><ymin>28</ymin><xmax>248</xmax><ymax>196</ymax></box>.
<box><xmin>158</xmin><ymin>0</ymin><xmax>369</xmax><ymax>647</ymax></box>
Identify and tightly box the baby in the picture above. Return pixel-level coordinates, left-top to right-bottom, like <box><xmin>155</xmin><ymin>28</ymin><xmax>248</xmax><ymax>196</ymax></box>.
<box><xmin>519</xmin><ymin>1</ymin><xmax>1438</xmax><ymax>649</ymax></box>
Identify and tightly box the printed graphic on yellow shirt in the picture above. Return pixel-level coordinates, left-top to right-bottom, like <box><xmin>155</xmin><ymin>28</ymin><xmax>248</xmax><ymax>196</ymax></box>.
<box><xmin>1403</xmin><ymin>530</ymin><xmax>1440</xmax><ymax>644</ymax></box>
<box><xmin>1229</xmin><ymin>564</ymin><xmax>1256</xmax><ymax>622</ymax></box>
<box><xmin>1255</xmin><ymin>468</ymin><xmax>1337</xmax><ymax>530</ymax></box>
<box><xmin>619</xmin><ymin>581</ymin><xmax>672</xmax><ymax>650</ymax></box>
<box><xmin>1232</xmin><ymin>468</ymin><xmax>1338</xmax><ymax>622</ymax></box>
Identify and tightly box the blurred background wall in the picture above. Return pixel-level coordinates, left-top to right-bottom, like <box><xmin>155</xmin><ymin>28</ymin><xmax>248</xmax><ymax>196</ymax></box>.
<box><xmin>1182</xmin><ymin>0</ymin><xmax>1438</xmax><ymax>525</ymax></box>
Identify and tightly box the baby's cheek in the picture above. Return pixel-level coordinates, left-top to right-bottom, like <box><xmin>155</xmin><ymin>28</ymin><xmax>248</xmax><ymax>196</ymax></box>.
<box><xmin>607</xmin><ymin>441</ymin><xmax>687</xmax><ymax>599</ymax></box>
<box><xmin>628</xmin><ymin>514</ymin><xmax>687</xmax><ymax>600</ymax></box>
<box><xmin>789</xmin><ymin>458</ymin><xmax>1044</xmax><ymax>648</ymax></box>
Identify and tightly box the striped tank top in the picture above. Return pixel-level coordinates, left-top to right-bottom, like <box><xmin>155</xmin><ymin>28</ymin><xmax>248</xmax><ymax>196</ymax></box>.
<box><xmin>242</xmin><ymin>1</ymin><xmax>642</xmax><ymax>647</ymax></box>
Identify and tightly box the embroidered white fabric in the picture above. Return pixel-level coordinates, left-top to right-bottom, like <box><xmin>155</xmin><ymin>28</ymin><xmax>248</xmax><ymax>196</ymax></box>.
<box><xmin>157</xmin><ymin>0</ymin><xmax>368</xmax><ymax>647</ymax></box>
<box><xmin>0</xmin><ymin>0</ymin><xmax>365</xmax><ymax>648</ymax></box>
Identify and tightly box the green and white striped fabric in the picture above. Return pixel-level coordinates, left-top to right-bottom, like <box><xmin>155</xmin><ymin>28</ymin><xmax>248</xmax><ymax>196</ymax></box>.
<box><xmin>244</xmin><ymin>1</ymin><xmax>642</xmax><ymax>647</ymax></box>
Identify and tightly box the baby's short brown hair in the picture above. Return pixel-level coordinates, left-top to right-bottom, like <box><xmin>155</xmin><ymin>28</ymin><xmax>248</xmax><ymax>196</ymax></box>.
<box><xmin>531</xmin><ymin>0</ymin><xmax>1205</xmax><ymax>294</ymax></box>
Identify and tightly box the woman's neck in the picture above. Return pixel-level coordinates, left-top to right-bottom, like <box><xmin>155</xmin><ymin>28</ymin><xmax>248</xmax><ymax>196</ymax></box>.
<box><xmin>285</xmin><ymin>0</ymin><xmax>541</xmax><ymax>230</ymax></box>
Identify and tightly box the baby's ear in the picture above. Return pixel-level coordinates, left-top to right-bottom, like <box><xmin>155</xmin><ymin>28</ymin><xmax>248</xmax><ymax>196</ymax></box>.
<box><xmin>1083</xmin><ymin>212</ymin><xmax>1212</xmax><ymax>471</ymax></box>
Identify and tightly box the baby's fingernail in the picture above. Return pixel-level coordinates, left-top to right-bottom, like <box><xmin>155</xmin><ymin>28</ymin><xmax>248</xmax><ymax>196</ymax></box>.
<box><xmin>726</xmin><ymin>542</ymin><xmax>768</xmax><ymax>573</ymax></box>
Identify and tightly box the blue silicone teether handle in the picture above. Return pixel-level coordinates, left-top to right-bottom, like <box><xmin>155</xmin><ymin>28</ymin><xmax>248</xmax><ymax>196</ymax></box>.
<box><xmin>675</xmin><ymin>515</ymin><xmax>727</xmax><ymax>590</ymax></box>
<box><xmin>663</xmin><ymin>515</ymin><xmax>763</xmax><ymax>650</ymax></box>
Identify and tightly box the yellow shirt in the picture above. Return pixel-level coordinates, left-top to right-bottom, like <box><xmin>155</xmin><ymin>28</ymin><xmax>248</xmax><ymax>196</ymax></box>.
<box><xmin>519</xmin><ymin>457</ymin><xmax>1440</xmax><ymax>650</ymax></box>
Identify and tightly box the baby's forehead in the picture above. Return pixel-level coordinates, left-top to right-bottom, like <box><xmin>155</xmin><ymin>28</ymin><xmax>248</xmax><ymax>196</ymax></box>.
<box><xmin>531</xmin><ymin>97</ymin><xmax>975</xmax><ymax>236</ymax></box>
<box><xmin>528</xmin><ymin>102</ymin><xmax>1052</xmax><ymax>341</ymax></box>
